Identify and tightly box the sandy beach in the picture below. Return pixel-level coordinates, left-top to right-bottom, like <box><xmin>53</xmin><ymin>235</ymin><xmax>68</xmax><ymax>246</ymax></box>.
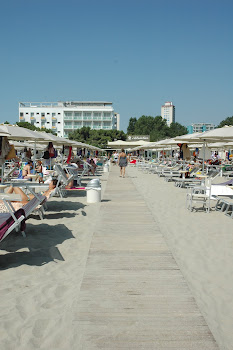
<box><xmin>0</xmin><ymin>164</ymin><xmax>232</xmax><ymax>349</ymax></box>
<box><xmin>128</xmin><ymin>165</ymin><xmax>233</xmax><ymax>350</ymax></box>
<box><xmin>0</xmin><ymin>172</ymin><xmax>108</xmax><ymax>350</ymax></box>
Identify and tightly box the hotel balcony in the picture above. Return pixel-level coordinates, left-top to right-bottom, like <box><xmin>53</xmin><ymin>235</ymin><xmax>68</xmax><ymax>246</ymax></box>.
<box><xmin>19</xmin><ymin>116</ymin><xmax>25</xmax><ymax>120</ymax></box>
<box><xmin>30</xmin><ymin>116</ymin><xmax>35</xmax><ymax>120</ymax></box>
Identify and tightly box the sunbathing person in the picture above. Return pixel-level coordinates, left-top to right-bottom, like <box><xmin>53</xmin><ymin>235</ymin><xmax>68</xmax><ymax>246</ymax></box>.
<box><xmin>22</xmin><ymin>160</ymin><xmax>33</xmax><ymax>179</ymax></box>
<box><xmin>35</xmin><ymin>160</ymin><xmax>44</xmax><ymax>183</ymax></box>
<box><xmin>88</xmin><ymin>158</ymin><xmax>97</xmax><ymax>175</ymax></box>
<box><xmin>0</xmin><ymin>179</ymin><xmax>59</xmax><ymax>213</ymax></box>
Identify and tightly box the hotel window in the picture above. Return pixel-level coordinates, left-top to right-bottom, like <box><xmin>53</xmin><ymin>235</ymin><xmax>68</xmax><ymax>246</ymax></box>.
<box><xmin>30</xmin><ymin>113</ymin><xmax>34</xmax><ymax>117</ymax></box>
<box><xmin>20</xmin><ymin>113</ymin><xmax>24</xmax><ymax>116</ymax></box>
<box><xmin>41</xmin><ymin>113</ymin><xmax>45</xmax><ymax>117</ymax></box>
<box><xmin>74</xmin><ymin>112</ymin><xmax>82</xmax><ymax>120</ymax></box>
<box><xmin>83</xmin><ymin>112</ymin><xmax>91</xmax><ymax>117</ymax></box>
<box><xmin>64</xmin><ymin>112</ymin><xmax>72</xmax><ymax>117</ymax></box>
<box><xmin>83</xmin><ymin>122</ymin><xmax>91</xmax><ymax>126</ymax></box>
<box><xmin>52</xmin><ymin>113</ymin><xmax>56</xmax><ymax>117</ymax></box>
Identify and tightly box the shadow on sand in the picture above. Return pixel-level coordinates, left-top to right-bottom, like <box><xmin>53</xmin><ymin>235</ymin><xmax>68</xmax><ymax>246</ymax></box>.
<box><xmin>46</xmin><ymin>200</ymin><xmax>86</xmax><ymax>212</ymax></box>
<box><xmin>0</xmin><ymin>223</ymin><xmax>74</xmax><ymax>270</ymax></box>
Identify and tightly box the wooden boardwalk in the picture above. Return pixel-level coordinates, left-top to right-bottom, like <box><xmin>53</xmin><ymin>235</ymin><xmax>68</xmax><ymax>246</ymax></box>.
<box><xmin>74</xmin><ymin>166</ymin><xmax>218</xmax><ymax>349</ymax></box>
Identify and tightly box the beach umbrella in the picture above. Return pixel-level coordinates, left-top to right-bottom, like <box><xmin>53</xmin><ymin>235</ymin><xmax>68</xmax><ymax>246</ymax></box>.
<box><xmin>108</xmin><ymin>139</ymin><xmax>150</xmax><ymax>149</ymax></box>
<box><xmin>0</xmin><ymin>127</ymin><xmax>11</xmax><ymax>137</ymax></box>
<box><xmin>199</xmin><ymin>125</ymin><xmax>233</xmax><ymax>142</ymax></box>
<box><xmin>174</xmin><ymin>132</ymin><xmax>204</xmax><ymax>143</ymax></box>
<box><xmin>197</xmin><ymin>127</ymin><xmax>233</xmax><ymax>171</ymax></box>
<box><xmin>0</xmin><ymin>124</ymin><xmax>47</xmax><ymax>173</ymax></box>
<box><xmin>0</xmin><ymin>124</ymin><xmax>45</xmax><ymax>141</ymax></box>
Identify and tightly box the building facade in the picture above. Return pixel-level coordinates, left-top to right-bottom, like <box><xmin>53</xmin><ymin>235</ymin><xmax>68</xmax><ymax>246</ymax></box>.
<box><xmin>161</xmin><ymin>101</ymin><xmax>175</xmax><ymax>127</ymax></box>
<box><xmin>19</xmin><ymin>101</ymin><xmax>119</xmax><ymax>137</ymax></box>
<box><xmin>187</xmin><ymin>123</ymin><xmax>215</xmax><ymax>134</ymax></box>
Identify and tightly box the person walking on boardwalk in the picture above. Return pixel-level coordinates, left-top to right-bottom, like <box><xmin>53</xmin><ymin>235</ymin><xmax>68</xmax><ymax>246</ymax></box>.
<box><xmin>118</xmin><ymin>148</ymin><xmax>128</xmax><ymax>177</ymax></box>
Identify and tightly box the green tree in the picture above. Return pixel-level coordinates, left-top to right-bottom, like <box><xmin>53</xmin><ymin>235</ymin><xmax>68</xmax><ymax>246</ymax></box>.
<box><xmin>68</xmin><ymin>128</ymin><xmax>127</xmax><ymax>148</ymax></box>
<box><xmin>16</xmin><ymin>121</ymin><xmax>57</xmax><ymax>135</ymax></box>
<box><xmin>168</xmin><ymin>122</ymin><xmax>188</xmax><ymax>138</ymax></box>
<box><xmin>4</xmin><ymin>121</ymin><xmax>10</xmax><ymax>124</ymax></box>
<box><xmin>218</xmin><ymin>116</ymin><xmax>233</xmax><ymax>128</ymax></box>
<box><xmin>150</xmin><ymin>116</ymin><xmax>170</xmax><ymax>141</ymax></box>
<box><xmin>126</xmin><ymin>115</ymin><xmax>187</xmax><ymax>141</ymax></box>
<box><xmin>134</xmin><ymin>115</ymin><xmax>155</xmax><ymax>135</ymax></box>
<box><xmin>127</xmin><ymin>117</ymin><xmax>137</xmax><ymax>134</ymax></box>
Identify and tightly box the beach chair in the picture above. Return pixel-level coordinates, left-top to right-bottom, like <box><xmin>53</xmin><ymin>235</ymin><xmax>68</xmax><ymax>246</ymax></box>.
<box><xmin>65</xmin><ymin>166</ymin><xmax>82</xmax><ymax>186</ymax></box>
<box><xmin>163</xmin><ymin>165</ymin><xmax>184</xmax><ymax>181</ymax></box>
<box><xmin>0</xmin><ymin>192</ymin><xmax>46</xmax><ymax>222</ymax></box>
<box><xmin>55</xmin><ymin>164</ymin><xmax>86</xmax><ymax>196</ymax></box>
<box><xmin>224</xmin><ymin>199</ymin><xmax>233</xmax><ymax>218</ymax></box>
<box><xmin>79</xmin><ymin>160</ymin><xmax>94</xmax><ymax>176</ymax></box>
<box><xmin>211</xmin><ymin>178</ymin><xmax>233</xmax><ymax>198</ymax></box>
<box><xmin>186</xmin><ymin>185</ymin><xmax>212</xmax><ymax>213</ymax></box>
<box><xmin>175</xmin><ymin>167</ymin><xmax>218</xmax><ymax>188</ymax></box>
<box><xmin>0</xmin><ymin>209</ymin><xmax>26</xmax><ymax>242</ymax></box>
<box><xmin>3</xmin><ymin>166</ymin><xmax>17</xmax><ymax>181</ymax></box>
<box><xmin>54</xmin><ymin>164</ymin><xmax>75</xmax><ymax>196</ymax></box>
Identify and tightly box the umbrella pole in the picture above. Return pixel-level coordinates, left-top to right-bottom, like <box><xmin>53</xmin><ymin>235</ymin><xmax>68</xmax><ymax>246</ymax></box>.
<box><xmin>33</xmin><ymin>141</ymin><xmax>36</xmax><ymax>173</ymax></box>
<box><xmin>1</xmin><ymin>163</ymin><xmax>4</xmax><ymax>184</ymax></box>
<box><xmin>202</xmin><ymin>141</ymin><xmax>206</xmax><ymax>174</ymax></box>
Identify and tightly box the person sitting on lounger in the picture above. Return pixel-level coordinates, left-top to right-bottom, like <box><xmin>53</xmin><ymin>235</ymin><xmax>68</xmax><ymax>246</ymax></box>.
<box><xmin>22</xmin><ymin>160</ymin><xmax>33</xmax><ymax>179</ymax></box>
<box><xmin>88</xmin><ymin>158</ymin><xmax>97</xmax><ymax>176</ymax></box>
<box><xmin>35</xmin><ymin>160</ymin><xmax>44</xmax><ymax>183</ymax></box>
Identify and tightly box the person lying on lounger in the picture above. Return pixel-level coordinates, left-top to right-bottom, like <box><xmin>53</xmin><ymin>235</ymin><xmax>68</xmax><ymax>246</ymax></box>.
<box><xmin>0</xmin><ymin>179</ymin><xmax>59</xmax><ymax>212</ymax></box>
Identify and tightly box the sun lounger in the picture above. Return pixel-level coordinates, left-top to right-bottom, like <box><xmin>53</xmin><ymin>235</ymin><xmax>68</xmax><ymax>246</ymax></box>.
<box><xmin>175</xmin><ymin>168</ymin><xmax>219</xmax><ymax>188</ymax></box>
<box><xmin>186</xmin><ymin>185</ymin><xmax>212</xmax><ymax>213</ymax></box>
<box><xmin>65</xmin><ymin>166</ymin><xmax>82</xmax><ymax>186</ymax></box>
<box><xmin>215</xmin><ymin>197</ymin><xmax>233</xmax><ymax>218</ymax></box>
<box><xmin>211</xmin><ymin>178</ymin><xmax>233</xmax><ymax>197</ymax></box>
<box><xmin>0</xmin><ymin>209</ymin><xmax>26</xmax><ymax>242</ymax></box>
<box><xmin>0</xmin><ymin>191</ymin><xmax>46</xmax><ymax>222</ymax></box>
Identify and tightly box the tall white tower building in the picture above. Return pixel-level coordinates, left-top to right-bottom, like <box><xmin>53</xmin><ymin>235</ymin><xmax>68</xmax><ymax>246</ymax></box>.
<box><xmin>19</xmin><ymin>101</ymin><xmax>119</xmax><ymax>137</ymax></box>
<box><xmin>161</xmin><ymin>101</ymin><xmax>175</xmax><ymax>127</ymax></box>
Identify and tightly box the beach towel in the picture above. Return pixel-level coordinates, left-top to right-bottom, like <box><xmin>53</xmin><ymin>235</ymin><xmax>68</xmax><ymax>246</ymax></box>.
<box><xmin>0</xmin><ymin>209</ymin><xmax>26</xmax><ymax>241</ymax></box>
<box><xmin>65</xmin><ymin>187</ymin><xmax>86</xmax><ymax>191</ymax></box>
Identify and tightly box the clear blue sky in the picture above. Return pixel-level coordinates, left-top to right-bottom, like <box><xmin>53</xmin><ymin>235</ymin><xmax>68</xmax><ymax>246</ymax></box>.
<box><xmin>1</xmin><ymin>0</ymin><xmax>233</xmax><ymax>132</ymax></box>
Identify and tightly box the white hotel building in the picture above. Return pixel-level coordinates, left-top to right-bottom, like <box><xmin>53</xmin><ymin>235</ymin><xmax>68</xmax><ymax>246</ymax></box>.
<box><xmin>19</xmin><ymin>101</ymin><xmax>120</xmax><ymax>138</ymax></box>
<box><xmin>161</xmin><ymin>101</ymin><xmax>175</xmax><ymax>127</ymax></box>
